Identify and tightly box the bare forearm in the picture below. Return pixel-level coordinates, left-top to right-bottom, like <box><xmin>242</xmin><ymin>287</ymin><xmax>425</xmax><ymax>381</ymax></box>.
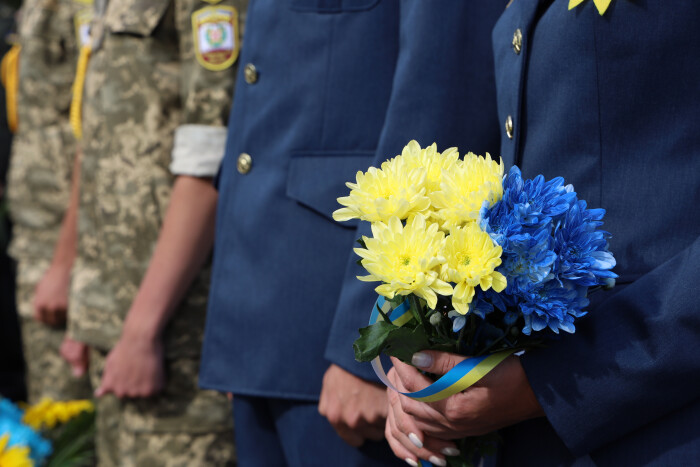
<box><xmin>123</xmin><ymin>175</ymin><xmax>218</xmax><ymax>341</ymax></box>
<box><xmin>51</xmin><ymin>149</ymin><xmax>82</xmax><ymax>269</ymax></box>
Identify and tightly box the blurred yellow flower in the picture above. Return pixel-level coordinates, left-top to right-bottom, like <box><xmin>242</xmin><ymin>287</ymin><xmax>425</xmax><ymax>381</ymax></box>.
<box><xmin>430</xmin><ymin>152</ymin><xmax>504</xmax><ymax>229</ymax></box>
<box><xmin>355</xmin><ymin>214</ymin><xmax>452</xmax><ymax>309</ymax></box>
<box><xmin>0</xmin><ymin>434</ymin><xmax>32</xmax><ymax>467</ymax></box>
<box><xmin>441</xmin><ymin>222</ymin><xmax>507</xmax><ymax>314</ymax></box>
<box><xmin>333</xmin><ymin>156</ymin><xmax>430</xmax><ymax>223</ymax></box>
<box><xmin>400</xmin><ymin>140</ymin><xmax>460</xmax><ymax>194</ymax></box>
<box><xmin>23</xmin><ymin>398</ymin><xmax>94</xmax><ymax>430</ymax></box>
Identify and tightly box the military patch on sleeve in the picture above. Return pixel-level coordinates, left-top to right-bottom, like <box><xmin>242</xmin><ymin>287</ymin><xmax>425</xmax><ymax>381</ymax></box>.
<box><xmin>74</xmin><ymin>8</ymin><xmax>94</xmax><ymax>48</ymax></box>
<box><xmin>192</xmin><ymin>6</ymin><xmax>240</xmax><ymax>71</ymax></box>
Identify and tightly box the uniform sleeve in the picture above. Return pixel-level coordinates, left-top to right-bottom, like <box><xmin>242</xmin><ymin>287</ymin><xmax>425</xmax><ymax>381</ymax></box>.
<box><xmin>170</xmin><ymin>0</ymin><xmax>248</xmax><ymax>177</ymax></box>
<box><xmin>522</xmin><ymin>235</ymin><xmax>700</xmax><ymax>455</ymax></box>
<box><xmin>324</xmin><ymin>0</ymin><xmax>505</xmax><ymax>379</ymax></box>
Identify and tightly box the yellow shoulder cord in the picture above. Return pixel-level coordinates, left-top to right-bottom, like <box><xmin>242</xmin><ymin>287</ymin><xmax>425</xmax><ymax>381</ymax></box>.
<box><xmin>1</xmin><ymin>44</ymin><xmax>21</xmax><ymax>133</ymax></box>
<box><xmin>69</xmin><ymin>44</ymin><xmax>91</xmax><ymax>141</ymax></box>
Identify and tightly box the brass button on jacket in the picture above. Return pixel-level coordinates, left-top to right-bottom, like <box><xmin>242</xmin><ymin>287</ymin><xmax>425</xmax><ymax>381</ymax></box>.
<box><xmin>505</xmin><ymin>115</ymin><xmax>514</xmax><ymax>139</ymax></box>
<box><xmin>237</xmin><ymin>153</ymin><xmax>253</xmax><ymax>174</ymax></box>
<box><xmin>244</xmin><ymin>63</ymin><xmax>258</xmax><ymax>84</ymax></box>
<box><xmin>512</xmin><ymin>28</ymin><xmax>522</xmax><ymax>55</ymax></box>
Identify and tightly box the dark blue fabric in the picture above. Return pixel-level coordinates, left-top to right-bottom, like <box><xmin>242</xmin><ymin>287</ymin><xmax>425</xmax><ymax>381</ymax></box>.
<box><xmin>200</xmin><ymin>0</ymin><xmax>504</xmax><ymax>399</ymax></box>
<box><xmin>233</xmin><ymin>395</ymin><xmax>406</xmax><ymax>467</ymax></box>
<box><xmin>326</xmin><ymin>0</ymin><xmax>506</xmax><ymax>381</ymax></box>
<box><xmin>492</xmin><ymin>0</ymin><xmax>700</xmax><ymax>464</ymax></box>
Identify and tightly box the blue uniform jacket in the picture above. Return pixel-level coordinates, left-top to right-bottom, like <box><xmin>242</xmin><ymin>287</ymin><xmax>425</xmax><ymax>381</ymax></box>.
<box><xmin>491</xmin><ymin>0</ymin><xmax>700</xmax><ymax>465</ymax></box>
<box><xmin>199</xmin><ymin>0</ymin><xmax>504</xmax><ymax>400</ymax></box>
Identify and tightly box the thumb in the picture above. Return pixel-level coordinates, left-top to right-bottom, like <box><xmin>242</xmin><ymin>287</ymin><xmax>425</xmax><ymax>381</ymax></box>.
<box><xmin>411</xmin><ymin>350</ymin><xmax>467</xmax><ymax>376</ymax></box>
<box><xmin>71</xmin><ymin>354</ymin><xmax>88</xmax><ymax>377</ymax></box>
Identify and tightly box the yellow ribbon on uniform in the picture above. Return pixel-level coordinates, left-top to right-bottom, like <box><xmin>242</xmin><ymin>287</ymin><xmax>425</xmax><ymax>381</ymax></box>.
<box><xmin>1</xmin><ymin>44</ymin><xmax>21</xmax><ymax>133</ymax></box>
<box><xmin>569</xmin><ymin>0</ymin><xmax>613</xmax><ymax>15</ymax></box>
<box><xmin>70</xmin><ymin>44</ymin><xmax>91</xmax><ymax>141</ymax></box>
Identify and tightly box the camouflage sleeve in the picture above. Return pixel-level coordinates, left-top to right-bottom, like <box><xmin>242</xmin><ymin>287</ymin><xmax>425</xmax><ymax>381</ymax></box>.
<box><xmin>169</xmin><ymin>0</ymin><xmax>247</xmax><ymax>177</ymax></box>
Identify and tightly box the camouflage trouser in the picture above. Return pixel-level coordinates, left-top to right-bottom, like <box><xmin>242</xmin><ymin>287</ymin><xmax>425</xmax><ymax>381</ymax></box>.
<box><xmin>16</xmin><ymin>258</ymin><xmax>92</xmax><ymax>403</ymax></box>
<box><xmin>89</xmin><ymin>348</ymin><xmax>235</xmax><ymax>467</ymax></box>
<box><xmin>19</xmin><ymin>319</ymin><xmax>93</xmax><ymax>404</ymax></box>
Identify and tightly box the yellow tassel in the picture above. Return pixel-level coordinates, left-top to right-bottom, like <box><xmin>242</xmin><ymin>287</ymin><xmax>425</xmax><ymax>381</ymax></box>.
<box><xmin>1</xmin><ymin>44</ymin><xmax>21</xmax><ymax>133</ymax></box>
<box><xmin>70</xmin><ymin>44</ymin><xmax>91</xmax><ymax>141</ymax></box>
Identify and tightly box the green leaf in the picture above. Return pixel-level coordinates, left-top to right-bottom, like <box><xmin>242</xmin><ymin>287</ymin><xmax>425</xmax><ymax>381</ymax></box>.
<box><xmin>353</xmin><ymin>321</ymin><xmax>397</xmax><ymax>362</ymax></box>
<box><xmin>383</xmin><ymin>325</ymin><xmax>431</xmax><ymax>363</ymax></box>
<box><xmin>46</xmin><ymin>410</ymin><xmax>96</xmax><ymax>467</ymax></box>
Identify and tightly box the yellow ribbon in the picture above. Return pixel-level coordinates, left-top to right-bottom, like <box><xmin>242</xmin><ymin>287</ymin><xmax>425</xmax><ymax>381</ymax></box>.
<box><xmin>70</xmin><ymin>44</ymin><xmax>92</xmax><ymax>140</ymax></box>
<box><xmin>569</xmin><ymin>0</ymin><xmax>613</xmax><ymax>15</ymax></box>
<box><xmin>1</xmin><ymin>44</ymin><xmax>21</xmax><ymax>133</ymax></box>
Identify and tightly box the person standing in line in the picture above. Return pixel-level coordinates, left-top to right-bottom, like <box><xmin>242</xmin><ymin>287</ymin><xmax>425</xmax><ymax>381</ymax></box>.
<box><xmin>5</xmin><ymin>0</ymin><xmax>93</xmax><ymax>404</ymax></box>
<box><xmin>385</xmin><ymin>0</ymin><xmax>700</xmax><ymax>465</ymax></box>
<box><xmin>198</xmin><ymin>2</ymin><xmax>506</xmax><ymax>466</ymax></box>
<box><xmin>57</xmin><ymin>0</ymin><xmax>247</xmax><ymax>464</ymax></box>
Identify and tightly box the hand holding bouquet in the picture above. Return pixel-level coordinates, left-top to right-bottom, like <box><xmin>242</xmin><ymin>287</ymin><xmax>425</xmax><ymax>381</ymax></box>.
<box><xmin>333</xmin><ymin>141</ymin><xmax>616</xmax><ymax>465</ymax></box>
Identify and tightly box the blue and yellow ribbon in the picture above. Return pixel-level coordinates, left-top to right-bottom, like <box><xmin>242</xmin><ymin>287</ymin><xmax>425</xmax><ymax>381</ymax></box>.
<box><xmin>369</xmin><ymin>295</ymin><xmax>514</xmax><ymax>403</ymax></box>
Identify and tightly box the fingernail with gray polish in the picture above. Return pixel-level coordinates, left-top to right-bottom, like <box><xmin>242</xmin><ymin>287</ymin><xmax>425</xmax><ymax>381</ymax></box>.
<box><xmin>408</xmin><ymin>432</ymin><xmax>423</xmax><ymax>448</ymax></box>
<box><xmin>441</xmin><ymin>447</ymin><xmax>461</xmax><ymax>457</ymax></box>
<box><xmin>412</xmin><ymin>352</ymin><xmax>433</xmax><ymax>368</ymax></box>
<box><xmin>429</xmin><ymin>456</ymin><xmax>447</xmax><ymax>467</ymax></box>
<box><xmin>405</xmin><ymin>458</ymin><xmax>418</xmax><ymax>467</ymax></box>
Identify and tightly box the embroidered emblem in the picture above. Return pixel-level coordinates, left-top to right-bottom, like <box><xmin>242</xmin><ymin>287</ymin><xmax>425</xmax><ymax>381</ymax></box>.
<box><xmin>74</xmin><ymin>8</ymin><xmax>93</xmax><ymax>48</ymax></box>
<box><xmin>192</xmin><ymin>6</ymin><xmax>240</xmax><ymax>71</ymax></box>
<box><xmin>569</xmin><ymin>0</ymin><xmax>613</xmax><ymax>15</ymax></box>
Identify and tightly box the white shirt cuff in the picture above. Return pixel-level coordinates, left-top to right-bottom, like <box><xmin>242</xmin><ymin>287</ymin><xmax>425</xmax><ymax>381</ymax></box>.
<box><xmin>169</xmin><ymin>124</ymin><xmax>228</xmax><ymax>177</ymax></box>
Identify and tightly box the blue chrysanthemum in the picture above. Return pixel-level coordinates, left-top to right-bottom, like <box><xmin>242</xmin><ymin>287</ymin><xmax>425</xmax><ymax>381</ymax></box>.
<box><xmin>499</xmin><ymin>227</ymin><xmax>557</xmax><ymax>291</ymax></box>
<box><xmin>0</xmin><ymin>399</ymin><xmax>52</xmax><ymax>463</ymax></box>
<box><xmin>492</xmin><ymin>166</ymin><xmax>577</xmax><ymax>230</ymax></box>
<box><xmin>0</xmin><ymin>399</ymin><xmax>23</xmax><ymax>422</ymax></box>
<box><xmin>554</xmin><ymin>200</ymin><xmax>617</xmax><ymax>286</ymax></box>
<box><xmin>477</xmin><ymin>166</ymin><xmax>616</xmax><ymax>338</ymax></box>
<box><xmin>519</xmin><ymin>282</ymin><xmax>589</xmax><ymax>335</ymax></box>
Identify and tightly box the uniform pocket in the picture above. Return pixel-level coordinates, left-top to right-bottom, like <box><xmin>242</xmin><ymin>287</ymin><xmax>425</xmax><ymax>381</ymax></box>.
<box><xmin>285</xmin><ymin>151</ymin><xmax>374</xmax><ymax>228</ymax></box>
<box><xmin>289</xmin><ymin>0</ymin><xmax>380</xmax><ymax>13</ymax></box>
<box><xmin>105</xmin><ymin>0</ymin><xmax>171</xmax><ymax>36</ymax></box>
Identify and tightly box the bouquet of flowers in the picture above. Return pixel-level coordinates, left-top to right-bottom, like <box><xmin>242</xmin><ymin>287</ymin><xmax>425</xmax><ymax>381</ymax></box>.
<box><xmin>333</xmin><ymin>141</ymin><xmax>616</xmax><ymax>465</ymax></box>
<box><xmin>0</xmin><ymin>397</ymin><xmax>95</xmax><ymax>466</ymax></box>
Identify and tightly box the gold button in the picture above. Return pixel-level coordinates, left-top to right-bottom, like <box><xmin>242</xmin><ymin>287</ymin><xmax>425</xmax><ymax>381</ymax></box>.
<box><xmin>237</xmin><ymin>153</ymin><xmax>252</xmax><ymax>174</ymax></box>
<box><xmin>512</xmin><ymin>29</ymin><xmax>522</xmax><ymax>55</ymax></box>
<box><xmin>244</xmin><ymin>63</ymin><xmax>258</xmax><ymax>84</ymax></box>
<box><xmin>505</xmin><ymin>115</ymin><xmax>514</xmax><ymax>139</ymax></box>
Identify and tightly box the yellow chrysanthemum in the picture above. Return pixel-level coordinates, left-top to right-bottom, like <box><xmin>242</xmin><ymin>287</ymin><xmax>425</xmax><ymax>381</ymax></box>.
<box><xmin>0</xmin><ymin>435</ymin><xmax>32</xmax><ymax>467</ymax></box>
<box><xmin>333</xmin><ymin>156</ymin><xmax>430</xmax><ymax>223</ymax></box>
<box><xmin>441</xmin><ymin>222</ymin><xmax>507</xmax><ymax>314</ymax></box>
<box><xmin>430</xmin><ymin>152</ymin><xmax>504</xmax><ymax>229</ymax></box>
<box><xmin>355</xmin><ymin>214</ymin><xmax>452</xmax><ymax>309</ymax></box>
<box><xmin>23</xmin><ymin>398</ymin><xmax>94</xmax><ymax>430</ymax></box>
<box><xmin>399</xmin><ymin>140</ymin><xmax>460</xmax><ymax>194</ymax></box>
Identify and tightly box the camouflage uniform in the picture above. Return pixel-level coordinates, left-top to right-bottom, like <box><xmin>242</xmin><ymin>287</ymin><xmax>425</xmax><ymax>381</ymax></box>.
<box><xmin>69</xmin><ymin>0</ymin><xmax>246</xmax><ymax>465</ymax></box>
<box><xmin>6</xmin><ymin>0</ymin><xmax>93</xmax><ymax>404</ymax></box>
